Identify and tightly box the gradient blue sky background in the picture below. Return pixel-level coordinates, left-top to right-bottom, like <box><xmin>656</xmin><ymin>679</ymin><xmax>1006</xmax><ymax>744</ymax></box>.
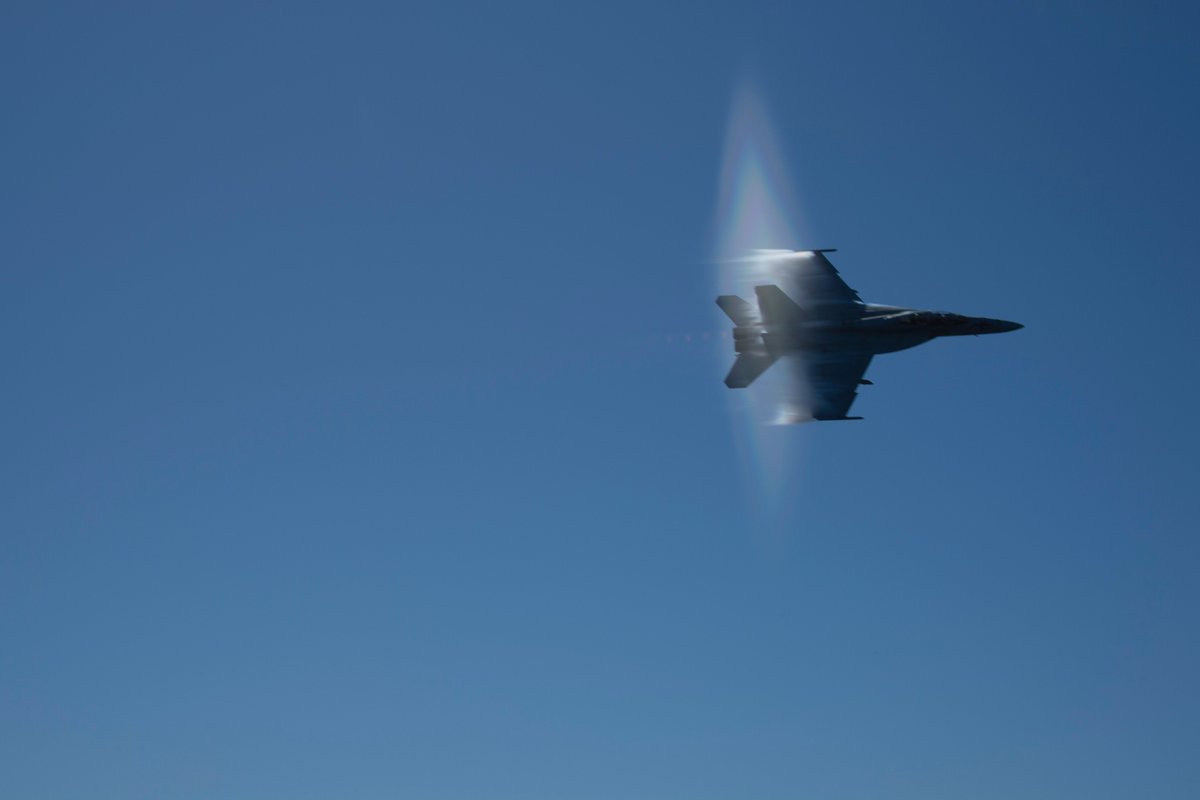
<box><xmin>3</xmin><ymin>2</ymin><xmax>1198</xmax><ymax>798</ymax></box>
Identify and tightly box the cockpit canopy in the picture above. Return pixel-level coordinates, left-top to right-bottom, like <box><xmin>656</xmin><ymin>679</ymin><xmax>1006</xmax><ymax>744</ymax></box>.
<box><xmin>904</xmin><ymin>311</ymin><xmax>968</xmax><ymax>326</ymax></box>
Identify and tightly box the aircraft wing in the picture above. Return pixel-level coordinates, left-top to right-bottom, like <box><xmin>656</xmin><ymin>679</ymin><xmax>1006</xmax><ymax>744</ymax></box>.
<box><xmin>777</xmin><ymin>351</ymin><xmax>873</xmax><ymax>423</ymax></box>
<box><xmin>772</xmin><ymin>250</ymin><xmax>862</xmax><ymax>312</ymax></box>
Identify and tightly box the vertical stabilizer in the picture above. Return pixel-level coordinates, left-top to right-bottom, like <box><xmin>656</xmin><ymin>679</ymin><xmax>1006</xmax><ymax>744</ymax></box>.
<box><xmin>754</xmin><ymin>285</ymin><xmax>806</xmax><ymax>324</ymax></box>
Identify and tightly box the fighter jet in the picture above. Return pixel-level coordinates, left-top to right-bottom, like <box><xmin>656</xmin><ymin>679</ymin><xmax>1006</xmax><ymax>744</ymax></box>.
<box><xmin>717</xmin><ymin>249</ymin><xmax>1022</xmax><ymax>423</ymax></box>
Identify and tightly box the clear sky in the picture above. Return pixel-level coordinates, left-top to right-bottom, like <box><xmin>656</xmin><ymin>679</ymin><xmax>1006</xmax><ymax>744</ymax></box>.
<box><xmin>3</xmin><ymin>2</ymin><xmax>1198</xmax><ymax>798</ymax></box>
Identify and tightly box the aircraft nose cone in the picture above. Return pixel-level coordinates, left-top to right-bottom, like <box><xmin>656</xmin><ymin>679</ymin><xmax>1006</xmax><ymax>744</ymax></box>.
<box><xmin>971</xmin><ymin>317</ymin><xmax>1023</xmax><ymax>334</ymax></box>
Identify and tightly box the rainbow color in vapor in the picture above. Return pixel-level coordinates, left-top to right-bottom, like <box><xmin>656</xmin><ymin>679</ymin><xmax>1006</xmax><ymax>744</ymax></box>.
<box><xmin>713</xmin><ymin>78</ymin><xmax>812</xmax><ymax>521</ymax></box>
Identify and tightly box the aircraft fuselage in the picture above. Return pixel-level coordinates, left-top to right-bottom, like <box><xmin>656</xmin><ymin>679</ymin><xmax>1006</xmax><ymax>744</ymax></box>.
<box><xmin>715</xmin><ymin>250</ymin><xmax>1022</xmax><ymax>418</ymax></box>
<box><xmin>735</xmin><ymin>303</ymin><xmax>1023</xmax><ymax>358</ymax></box>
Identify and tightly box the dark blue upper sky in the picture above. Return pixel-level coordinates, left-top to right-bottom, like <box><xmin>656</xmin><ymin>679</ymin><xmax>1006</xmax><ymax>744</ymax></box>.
<box><xmin>3</xmin><ymin>2</ymin><xmax>1198</xmax><ymax>798</ymax></box>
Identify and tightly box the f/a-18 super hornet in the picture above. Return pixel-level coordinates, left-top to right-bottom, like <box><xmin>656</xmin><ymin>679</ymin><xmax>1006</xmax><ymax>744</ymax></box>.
<box><xmin>717</xmin><ymin>249</ymin><xmax>1022</xmax><ymax>423</ymax></box>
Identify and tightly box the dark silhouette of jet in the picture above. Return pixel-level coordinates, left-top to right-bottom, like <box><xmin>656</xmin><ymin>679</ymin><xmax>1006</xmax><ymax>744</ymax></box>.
<box><xmin>717</xmin><ymin>249</ymin><xmax>1022</xmax><ymax>423</ymax></box>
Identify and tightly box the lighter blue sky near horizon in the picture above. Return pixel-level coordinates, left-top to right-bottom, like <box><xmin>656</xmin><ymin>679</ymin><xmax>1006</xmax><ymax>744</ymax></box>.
<box><xmin>2</xmin><ymin>2</ymin><xmax>1198</xmax><ymax>798</ymax></box>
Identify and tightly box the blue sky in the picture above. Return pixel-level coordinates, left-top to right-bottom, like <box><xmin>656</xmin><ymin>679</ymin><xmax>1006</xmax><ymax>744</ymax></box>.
<box><xmin>2</xmin><ymin>2</ymin><xmax>1198</xmax><ymax>798</ymax></box>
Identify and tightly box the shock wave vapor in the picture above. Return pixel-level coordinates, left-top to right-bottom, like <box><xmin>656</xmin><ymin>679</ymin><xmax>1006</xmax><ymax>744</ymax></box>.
<box><xmin>717</xmin><ymin>249</ymin><xmax>1022</xmax><ymax>423</ymax></box>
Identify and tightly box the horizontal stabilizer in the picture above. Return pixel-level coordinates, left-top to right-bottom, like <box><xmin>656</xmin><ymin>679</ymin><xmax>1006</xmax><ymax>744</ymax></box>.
<box><xmin>754</xmin><ymin>285</ymin><xmax>805</xmax><ymax>324</ymax></box>
<box><xmin>724</xmin><ymin>352</ymin><xmax>778</xmax><ymax>388</ymax></box>
<box><xmin>716</xmin><ymin>295</ymin><xmax>756</xmax><ymax>326</ymax></box>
